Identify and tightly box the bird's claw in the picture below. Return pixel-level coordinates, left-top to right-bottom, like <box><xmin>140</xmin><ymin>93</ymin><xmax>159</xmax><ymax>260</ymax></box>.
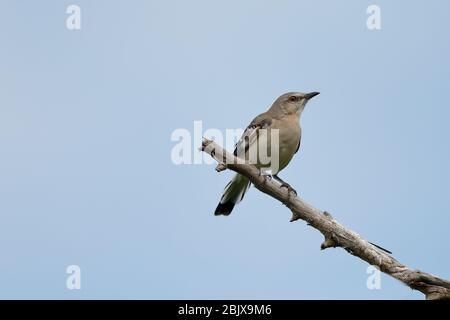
<box><xmin>261</xmin><ymin>174</ymin><xmax>273</xmax><ymax>184</ymax></box>
<box><xmin>259</xmin><ymin>169</ymin><xmax>273</xmax><ymax>182</ymax></box>
<box><xmin>280</xmin><ymin>182</ymin><xmax>297</xmax><ymax>196</ymax></box>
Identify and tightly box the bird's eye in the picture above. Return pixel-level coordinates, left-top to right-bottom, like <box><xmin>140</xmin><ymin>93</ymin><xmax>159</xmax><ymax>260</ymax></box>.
<box><xmin>289</xmin><ymin>96</ymin><xmax>298</xmax><ymax>102</ymax></box>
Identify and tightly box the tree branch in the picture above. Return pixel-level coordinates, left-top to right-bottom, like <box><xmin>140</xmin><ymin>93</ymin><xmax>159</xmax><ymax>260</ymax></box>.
<box><xmin>201</xmin><ymin>138</ymin><xmax>450</xmax><ymax>300</ymax></box>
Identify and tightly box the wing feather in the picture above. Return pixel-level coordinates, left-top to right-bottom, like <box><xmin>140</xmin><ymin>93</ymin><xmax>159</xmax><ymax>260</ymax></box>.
<box><xmin>233</xmin><ymin>113</ymin><xmax>272</xmax><ymax>157</ymax></box>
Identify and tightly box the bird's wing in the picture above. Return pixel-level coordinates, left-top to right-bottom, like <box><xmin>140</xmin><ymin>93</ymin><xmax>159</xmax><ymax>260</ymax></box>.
<box><xmin>294</xmin><ymin>129</ymin><xmax>302</xmax><ymax>154</ymax></box>
<box><xmin>294</xmin><ymin>140</ymin><xmax>300</xmax><ymax>154</ymax></box>
<box><xmin>233</xmin><ymin>113</ymin><xmax>272</xmax><ymax>157</ymax></box>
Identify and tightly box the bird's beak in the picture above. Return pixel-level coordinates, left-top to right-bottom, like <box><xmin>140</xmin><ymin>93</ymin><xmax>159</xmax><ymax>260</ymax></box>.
<box><xmin>305</xmin><ymin>92</ymin><xmax>320</xmax><ymax>100</ymax></box>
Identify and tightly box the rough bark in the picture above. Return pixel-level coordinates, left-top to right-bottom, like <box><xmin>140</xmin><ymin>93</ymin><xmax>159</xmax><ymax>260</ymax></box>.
<box><xmin>201</xmin><ymin>138</ymin><xmax>450</xmax><ymax>300</ymax></box>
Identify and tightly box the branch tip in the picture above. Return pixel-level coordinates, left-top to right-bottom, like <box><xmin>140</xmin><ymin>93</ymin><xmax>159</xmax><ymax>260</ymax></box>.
<box><xmin>200</xmin><ymin>138</ymin><xmax>210</xmax><ymax>151</ymax></box>
<box><xmin>215</xmin><ymin>163</ymin><xmax>227</xmax><ymax>172</ymax></box>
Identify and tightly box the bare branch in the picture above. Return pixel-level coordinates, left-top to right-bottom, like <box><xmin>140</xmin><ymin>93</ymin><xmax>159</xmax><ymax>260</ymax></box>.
<box><xmin>201</xmin><ymin>138</ymin><xmax>450</xmax><ymax>300</ymax></box>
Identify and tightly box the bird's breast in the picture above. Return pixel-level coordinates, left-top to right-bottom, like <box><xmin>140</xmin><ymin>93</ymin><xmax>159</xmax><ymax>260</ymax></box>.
<box><xmin>246</xmin><ymin>115</ymin><xmax>301</xmax><ymax>174</ymax></box>
<box><xmin>277</xmin><ymin>123</ymin><xmax>300</xmax><ymax>172</ymax></box>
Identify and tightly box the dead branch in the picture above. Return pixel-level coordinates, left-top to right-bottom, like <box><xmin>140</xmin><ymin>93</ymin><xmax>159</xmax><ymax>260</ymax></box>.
<box><xmin>201</xmin><ymin>138</ymin><xmax>450</xmax><ymax>300</ymax></box>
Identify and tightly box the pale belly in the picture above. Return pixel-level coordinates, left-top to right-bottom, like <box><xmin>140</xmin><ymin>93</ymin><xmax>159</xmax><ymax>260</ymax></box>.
<box><xmin>278</xmin><ymin>126</ymin><xmax>300</xmax><ymax>172</ymax></box>
<box><xmin>246</xmin><ymin>121</ymin><xmax>301</xmax><ymax>174</ymax></box>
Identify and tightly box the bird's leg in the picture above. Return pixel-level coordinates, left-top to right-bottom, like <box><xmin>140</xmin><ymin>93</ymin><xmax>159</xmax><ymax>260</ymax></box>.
<box><xmin>259</xmin><ymin>168</ymin><xmax>273</xmax><ymax>183</ymax></box>
<box><xmin>273</xmin><ymin>174</ymin><xmax>297</xmax><ymax>196</ymax></box>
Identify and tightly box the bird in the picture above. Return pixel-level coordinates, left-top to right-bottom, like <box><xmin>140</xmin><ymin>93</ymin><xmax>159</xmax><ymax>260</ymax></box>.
<box><xmin>214</xmin><ymin>91</ymin><xmax>320</xmax><ymax>216</ymax></box>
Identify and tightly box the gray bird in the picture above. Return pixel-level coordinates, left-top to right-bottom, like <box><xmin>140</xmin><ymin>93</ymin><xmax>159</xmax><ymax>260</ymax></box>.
<box><xmin>215</xmin><ymin>92</ymin><xmax>320</xmax><ymax>216</ymax></box>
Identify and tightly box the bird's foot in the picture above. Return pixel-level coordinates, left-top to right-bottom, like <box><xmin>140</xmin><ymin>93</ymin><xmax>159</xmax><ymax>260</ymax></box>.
<box><xmin>280</xmin><ymin>182</ymin><xmax>297</xmax><ymax>196</ymax></box>
<box><xmin>262</xmin><ymin>174</ymin><xmax>273</xmax><ymax>185</ymax></box>
<box><xmin>259</xmin><ymin>168</ymin><xmax>273</xmax><ymax>183</ymax></box>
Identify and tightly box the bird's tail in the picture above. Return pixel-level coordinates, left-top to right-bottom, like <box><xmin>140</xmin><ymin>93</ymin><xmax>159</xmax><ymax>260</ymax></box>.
<box><xmin>215</xmin><ymin>174</ymin><xmax>251</xmax><ymax>216</ymax></box>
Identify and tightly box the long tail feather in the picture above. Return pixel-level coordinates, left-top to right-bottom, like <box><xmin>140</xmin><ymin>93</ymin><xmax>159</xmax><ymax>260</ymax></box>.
<box><xmin>214</xmin><ymin>174</ymin><xmax>251</xmax><ymax>216</ymax></box>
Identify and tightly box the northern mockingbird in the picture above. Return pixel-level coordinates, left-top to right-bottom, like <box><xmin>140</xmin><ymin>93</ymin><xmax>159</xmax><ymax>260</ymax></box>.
<box><xmin>215</xmin><ymin>91</ymin><xmax>320</xmax><ymax>216</ymax></box>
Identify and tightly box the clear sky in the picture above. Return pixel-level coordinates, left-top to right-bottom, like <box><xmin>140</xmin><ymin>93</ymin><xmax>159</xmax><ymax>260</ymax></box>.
<box><xmin>1</xmin><ymin>0</ymin><xmax>449</xmax><ymax>299</ymax></box>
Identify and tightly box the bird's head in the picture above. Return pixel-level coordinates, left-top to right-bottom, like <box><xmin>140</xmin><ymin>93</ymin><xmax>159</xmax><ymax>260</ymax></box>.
<box><xmin>273</xmin><ymin>92</ymin><xmax>320</xmax><ymax>115</ymax></box>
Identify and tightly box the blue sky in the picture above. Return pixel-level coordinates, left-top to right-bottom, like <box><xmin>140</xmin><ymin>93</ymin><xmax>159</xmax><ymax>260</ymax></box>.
<box><xmin>0</xmin><ymin>0</ymin><xmax>449</xmax><ymax>299</ymax></box>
